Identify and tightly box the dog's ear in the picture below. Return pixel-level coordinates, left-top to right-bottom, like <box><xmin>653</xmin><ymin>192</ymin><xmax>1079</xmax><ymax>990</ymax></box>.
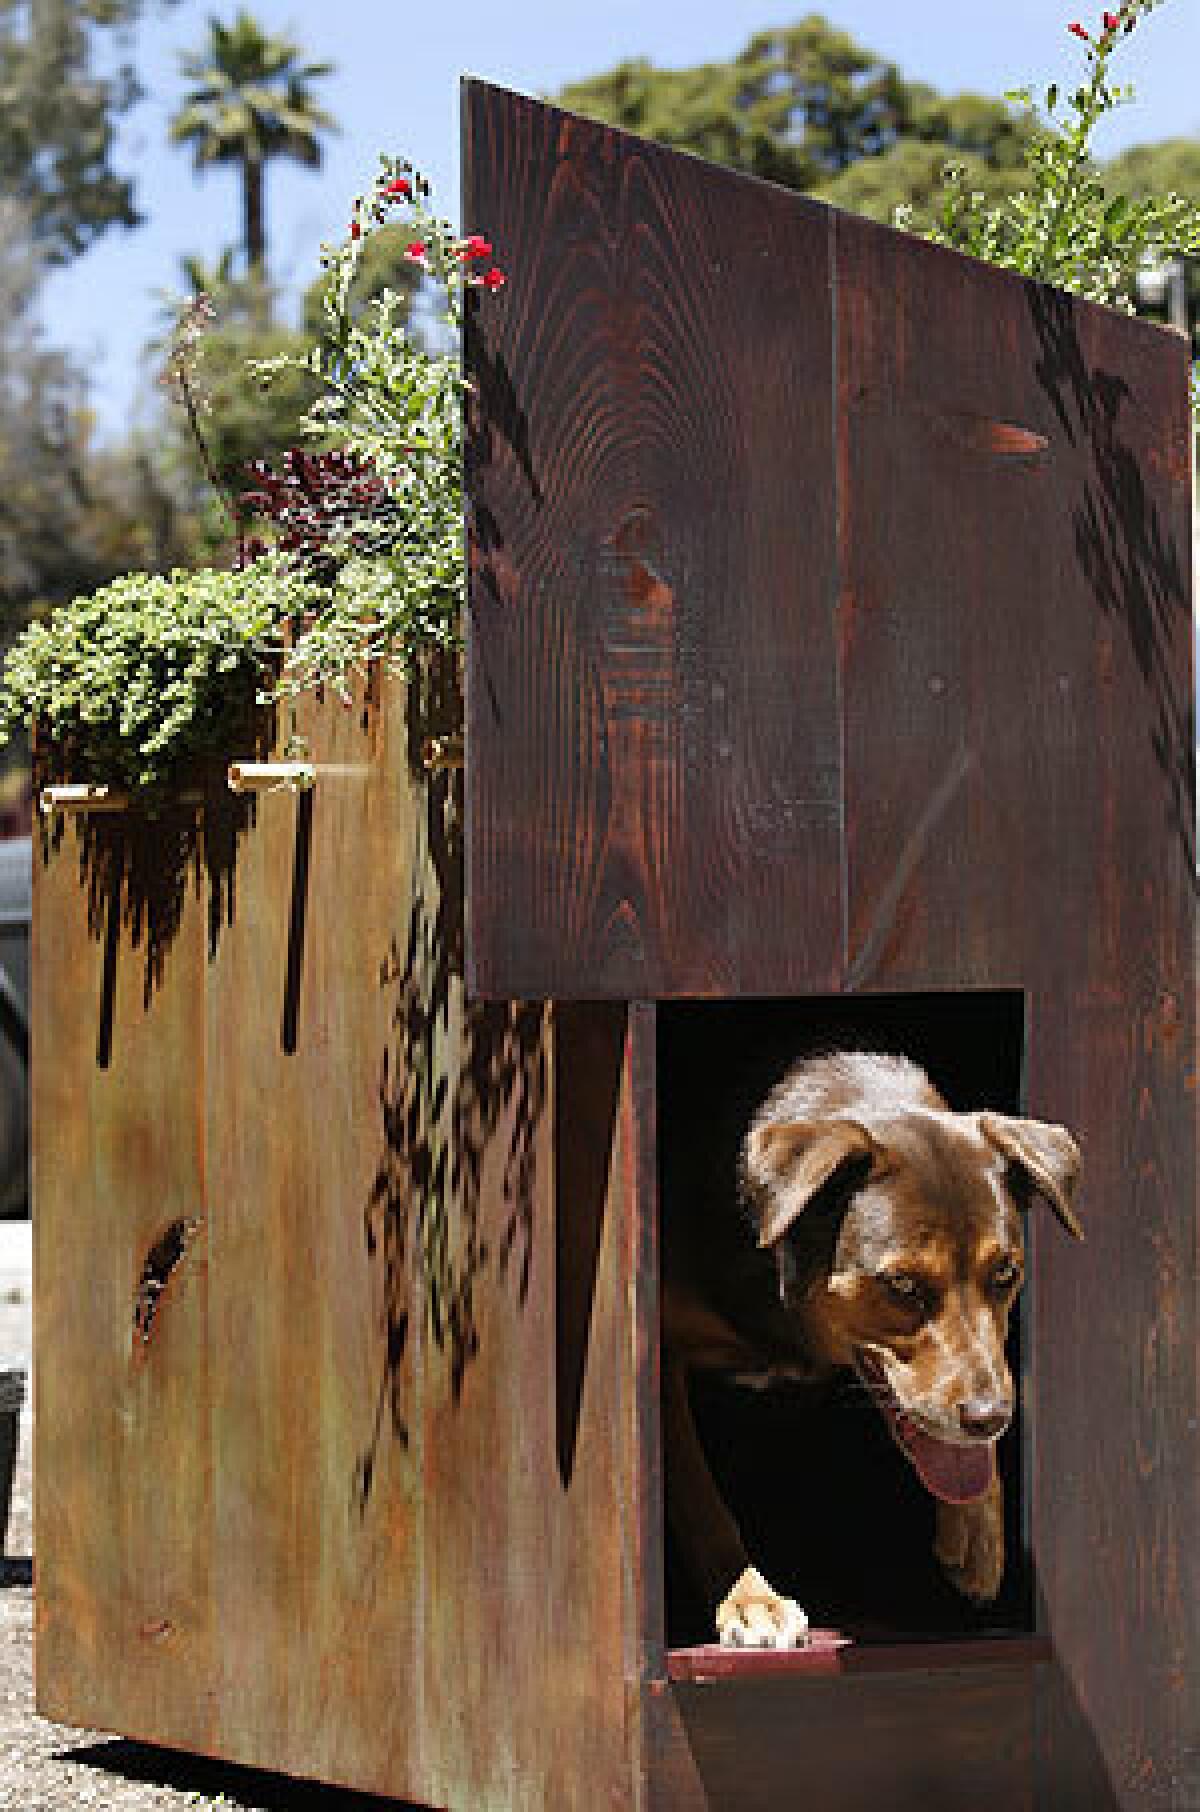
<box><xmin>745</xmin><ymin>1118</ymin><xmax>876</xmax><ymax>1248</ymax></box>
<box><xmin>979</xmin><ymin>1113</ymin><xmax>1083</xmax><ymax>1239</ymax></box>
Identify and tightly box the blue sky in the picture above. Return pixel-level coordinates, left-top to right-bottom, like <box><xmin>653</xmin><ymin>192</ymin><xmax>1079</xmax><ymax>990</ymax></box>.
<box><xmin>42</xmin><ymin>0</ymin><xmax>1200</xmax><ymax>440</ymax></box>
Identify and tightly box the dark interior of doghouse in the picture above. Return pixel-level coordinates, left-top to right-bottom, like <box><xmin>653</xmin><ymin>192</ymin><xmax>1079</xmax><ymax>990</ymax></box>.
<box><xmin>657</xmin><ymin>991</ymin><xmax>1033</xmax><ymax>1649</ymax></box>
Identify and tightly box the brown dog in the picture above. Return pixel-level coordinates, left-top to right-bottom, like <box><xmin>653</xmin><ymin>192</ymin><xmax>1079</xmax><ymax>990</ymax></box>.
<box><xmin>661</xmin><ymin>1050</ymin><xmax>1082</xmax><ymax>1648</ymax></box>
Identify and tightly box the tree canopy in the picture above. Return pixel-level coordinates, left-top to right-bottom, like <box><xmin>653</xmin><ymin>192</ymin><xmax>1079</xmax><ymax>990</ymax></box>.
<box><xmin>1101</xmin><ymin>136</ymin><xmax>1200</xmax><ymax>207</ymax></box>
<box><xmin>555</xmin><ymin>13</ymin><xmax>1200</xmax><ymax>232</ymax></box>
<box><xmin>0</xmin><ymin>0</ymin><xmax>163</xmax><ymax>262</ymax></box>
<box><xmin>556</xmin><ymin>15</ymin><xmax>1036</xmax><ymax>227</ymax></box>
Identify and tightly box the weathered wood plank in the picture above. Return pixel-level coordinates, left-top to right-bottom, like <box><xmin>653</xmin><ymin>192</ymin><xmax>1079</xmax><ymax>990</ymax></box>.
<box><xmin>649</xmin><ymin>1666</ymin><xmax>1036</xmax><ymax>1812</ymax></box>
<box><xmin>836</xmin><ymin>209</ymin><xmax>1196</xmax><ymax>1810</ymax></box>
<box><xmin>34</xmin><ymin>803</ymin><xmax>215</xmax><ymax>1751</ymax></box>
<box><xmin>464</xmin><ymin>80</ymin><xmax>843</xmax><ymax>998</ymax></box>
<box><xmin>36</xmin><ymin>668</ymin><xmax>643</xmax><ymax>1810</ymax></box>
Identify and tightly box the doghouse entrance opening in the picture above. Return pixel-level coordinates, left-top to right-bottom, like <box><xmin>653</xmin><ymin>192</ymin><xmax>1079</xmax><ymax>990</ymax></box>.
<box><xmin>657</xmin><ymin>991</ymin><xmax>1033</xmax><ymax>1652</ymax></box>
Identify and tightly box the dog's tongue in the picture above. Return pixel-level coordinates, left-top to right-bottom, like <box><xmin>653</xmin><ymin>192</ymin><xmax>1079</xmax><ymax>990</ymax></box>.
<box><xmin>900</xmin><ymin>1425</ymin><xmax>994</xmax><ymax>1505</ymax></box>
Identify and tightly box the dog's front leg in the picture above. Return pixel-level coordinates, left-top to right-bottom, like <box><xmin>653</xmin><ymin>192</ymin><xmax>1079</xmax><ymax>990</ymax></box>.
<box><xmin>662</xmin><ymin>1358</ymin><xmax>808</xmax><ymax>1647</ymax></box>
<box><xmin>934</xmin><ymin>1474</ymin><xmax>1005</xmax><ymax>1604</ymax></box>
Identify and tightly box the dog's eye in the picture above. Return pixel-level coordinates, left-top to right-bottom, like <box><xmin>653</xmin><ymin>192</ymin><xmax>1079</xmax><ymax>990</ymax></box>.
<box><xmin>988</xmin><ymin>1259</ymin><xmax>1022</xmax><ymax>1294</ymax></box>
<box><xmin>880</xmin><ymin>1271</ymin><xmax>925</xmax><ymax>1307</ymax></box>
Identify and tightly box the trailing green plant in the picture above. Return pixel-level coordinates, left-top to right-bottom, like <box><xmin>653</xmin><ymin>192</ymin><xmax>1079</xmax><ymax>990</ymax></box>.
<box><xmin>907</xmin><ymin>2</ymin><xmax>1200</xmax><ymax>312</ymax></box>
<box><xmin>0</xmin><ymin>559</ymin><xmax>321</xmax><ymax>796</ymax></box>
<box><xmin>249</xmin><ymin>157</ymin><xmax>505</xmax><ymax>695</ymax></box>
<box><xmin>0</xmin><ymin>158</ymin><xmax>503</xmax><ymax>796</ymax></box>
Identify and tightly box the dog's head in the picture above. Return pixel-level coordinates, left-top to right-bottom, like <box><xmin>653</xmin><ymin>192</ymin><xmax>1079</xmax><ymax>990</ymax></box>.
<box><xmin>742</xmin><ymin>1058</ymin><xmax>1081</xmax><ymax>1506</ymax></box>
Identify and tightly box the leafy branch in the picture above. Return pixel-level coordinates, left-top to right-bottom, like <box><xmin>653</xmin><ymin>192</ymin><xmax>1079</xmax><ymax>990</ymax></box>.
<box><xmin>249</xmin><ymin>158</ymin><xmax>505</xmax><ymax>696</ymax></box>
<box><xmin>906</xmin><ymin>0</ymin><xmax>1200</xmax><ymax>318</ymax></box>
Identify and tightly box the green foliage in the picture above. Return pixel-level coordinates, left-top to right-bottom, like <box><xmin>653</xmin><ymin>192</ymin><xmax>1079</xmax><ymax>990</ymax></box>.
<box><xmin>253</xmin><ymin>158</ymin><xmax>495</xmax><ymax>694</ymax></box>
<box><xmin>560</xmin><ymin>4</ymin><xmax>1197</xmax><ymax>377</ymax></box>
<box><xmin>0</xmin><ymin>560</ymin><xmax>319</xmax><ymax>795</ymax></box>
<box><xmin>150</xmin><ymin>232</ymin><xmax>421</xmax><ymax>565</ymax></box>
<box><xmin>915</xmin><ymin>2</ymin><xmax>1200</xmax><ymax>309</ymax></box>
<box><xmin>13</xmin><ymin>1</ymin><xmax>1194</xmax><ymax>801</ymax></box>
<box><xmin>0</xmin><ymin>159</ymin><xmax>500</xmax><ymax>793</ymax></box>
<box><xmin>1101</xmin><ymin>135</ymin><xmax>1200</xmax><ymax>207</ymax></box>
<box><xmin>300</xmin><ymin>223</ymin><xmax>421</xmax><ymax>339</ymax></box>
<box><xmin>0</xmin><ymin>202</ymin><xmax>196</xmax><ymax>633</ymax></box>
<box><xmin>170</xmin><ymin>10</ymin><xmax>338</xmax><ymax>278</ymax></box>
<box><xmin>186</xmin><ymin>310</ymin><xmax>321</xmax><ymax>518</ymax></box>
<box><xmin>1101</xmin><ymin>137</ymin><xmax>1200</xmax><ymax>350</ymax></box>
<box><xmin>557</xmin><ymin>14</ymin><xmax>1036</xmax><ymax>224</ymax></box>
<box><xmin>0</xmin><ymin>205</ymin><xmax>96</xmax><ymax>622</ymax></box>
<box><xmin>0</xmin><ymin>0</ymin><xmax>164</xmax><ymax>263</ymax></box>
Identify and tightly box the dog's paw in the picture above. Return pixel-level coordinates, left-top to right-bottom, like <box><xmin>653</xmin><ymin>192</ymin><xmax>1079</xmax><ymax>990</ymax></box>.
<box><xmin>716</xmin><ymin>1566</ymin><xmax>809</xmax><ymax>1649</ymax></box>
<box><xmin>935</xmin><ymin>1482</ymin><xmax>1005</xmax><ymax>1605</ymax></box>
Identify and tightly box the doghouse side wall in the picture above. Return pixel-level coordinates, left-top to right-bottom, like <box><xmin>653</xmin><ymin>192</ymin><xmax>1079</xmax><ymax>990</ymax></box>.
<box><xmin>835</xmin><ymin>211</ymin><xmax>1197</xmax><ymax>1811</ymax></box>
<box><xmin>34</xmin><ymin>671</ymin><xmax>646</xmax><ymax>1811</ymax></box>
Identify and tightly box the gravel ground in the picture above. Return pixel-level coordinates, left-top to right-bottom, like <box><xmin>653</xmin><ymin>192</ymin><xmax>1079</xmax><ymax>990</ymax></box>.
<box><xmin>0</xmin><ymin>1226</ymin><xmax>406</xmax><ymax>1812</ymax></box>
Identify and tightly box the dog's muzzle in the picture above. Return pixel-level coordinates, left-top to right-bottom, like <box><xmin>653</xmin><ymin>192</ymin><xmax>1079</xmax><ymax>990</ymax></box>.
<box><xmin>853</xmin><ymin>1350</ymin><xmax>999</xmax><ymax>1505</ymax></box>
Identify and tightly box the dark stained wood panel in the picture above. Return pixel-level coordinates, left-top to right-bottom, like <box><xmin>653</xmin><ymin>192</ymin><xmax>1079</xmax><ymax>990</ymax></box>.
<box><xmin>649</xmin><ymin>1665</ymin><xmax>1036</xmax><ymax>1812</ymax></box>
<box><xmin>835</xmin><ymin>213</ymin><xmax>1194</xmax><ymax>994</ymax></box>
<box><xmin>464</xmin><ymin>80</ymin><xmax>843</xmax><ymax>998</ymax></box>
<box><xmin>835</xmin><ymin>211</ymin><xmax>1196</xmax><ymax>1811</ymax></box>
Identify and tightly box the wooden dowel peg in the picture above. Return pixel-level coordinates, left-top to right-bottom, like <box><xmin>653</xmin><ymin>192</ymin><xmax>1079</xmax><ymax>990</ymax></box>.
<box><xmin>39</xmin><ymin>784</ymin><xmax>129</xmax><ymax>817</ymax></box>
<box><xmin>227</xmin><ymin>761</ymin><xmax>315</xmax><ymax>796</ymax></box>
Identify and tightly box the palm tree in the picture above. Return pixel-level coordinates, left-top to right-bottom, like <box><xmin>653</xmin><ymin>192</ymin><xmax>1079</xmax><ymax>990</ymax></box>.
<box><xmin>170</xmin><ymin>12</ymin><xmax>337</xmax><ymax>283</ymax></box>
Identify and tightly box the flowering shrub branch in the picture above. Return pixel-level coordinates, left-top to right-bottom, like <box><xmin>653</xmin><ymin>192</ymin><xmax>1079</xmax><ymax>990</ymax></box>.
<box><xmin>160</xmin><ymin>292</ymin><xmax>248</xmax><ymax>560</ymax></box>
<box><xmin>249</xmin><ymin>157</ymin><xmax>505</xmax><ymax>696</ymax></box>
<box><xmin>908</xmin><ymin>1</ymin><xmax>1200</xmax><ymax>320</ymax></box>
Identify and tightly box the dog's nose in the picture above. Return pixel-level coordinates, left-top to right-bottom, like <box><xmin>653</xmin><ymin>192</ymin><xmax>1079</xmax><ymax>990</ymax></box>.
<box><xmin>958</xmin><ymin>1397</ymin><xmax>1011</xmax><ymax>1440</ymax></box>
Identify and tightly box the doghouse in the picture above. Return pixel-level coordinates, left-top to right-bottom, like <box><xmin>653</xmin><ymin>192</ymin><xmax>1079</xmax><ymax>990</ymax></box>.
<box><xmin>33</xmin><ymin>82</ymin><xmax>1195</xmax><ymax>1812</ymax></box>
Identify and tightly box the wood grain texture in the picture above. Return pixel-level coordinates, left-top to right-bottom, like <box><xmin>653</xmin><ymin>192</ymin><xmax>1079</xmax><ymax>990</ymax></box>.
<box><xmin>648</xmin><ymin>1665</ymin><xmax>1036</xmax><ymax>1812</ymax></box>
<box><xmin>464</xmin><ymin>79</ymin><xmax>843</xmax><ymax>998</ymax></box>
<box><xmin>835</xmin><ymin>215</ymin><xmax>1195</xmax><ymax>994</ymax></box>
<box><xmin>34</xmin><ymin>670</ymin><xmax>645</xmax><ymax>1810</ymax></box>
<box><xmin>835</xmin><ymin>211</ymin><xmax>1196</xmax><ymax>1811</ymax></box>
<box><xmin>34</xmin><ymin>800</ymin><xmax>216</xmax><ymax>1752</ymax></box>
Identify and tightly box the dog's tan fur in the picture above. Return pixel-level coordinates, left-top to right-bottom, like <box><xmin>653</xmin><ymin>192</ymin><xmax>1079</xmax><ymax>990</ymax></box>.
<box><xmin>662</xmin><ymin>1051</ymin><xmax>1082</xmax><ymax>1646</ymax></box>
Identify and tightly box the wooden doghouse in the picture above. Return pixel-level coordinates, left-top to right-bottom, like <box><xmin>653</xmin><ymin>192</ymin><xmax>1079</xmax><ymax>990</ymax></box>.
<box><xmin>34</xmin><ymin>81</ymin><xmax>1195</xmax><ymax>1812</ymax></box>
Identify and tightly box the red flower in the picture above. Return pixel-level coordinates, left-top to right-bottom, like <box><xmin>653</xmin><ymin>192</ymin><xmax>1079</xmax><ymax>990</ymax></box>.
<box><xmin>1067</xmin><ymin>20</ymin><xmax>1089</xmax><ymax>38</ymax></box>
<box><xmin>481</xmin><ymin>266</ymin><xmax>506</xmax><ymax>291</ymax></box>
<box><xmin>455</xmin><ymin>234</ymin><xmax>493</xmax><ymax>261</ymax></box>
<box><xmin>382</xmin><ymin>177</ymin><xmax>411</xmax><ymax>200</ymax></box>
<box><xmin>1103</xmin><ymin>9</ymin><xmax>1119</xmax><ymax>27</ymax></box>
<box><xmin>349</xmin><ymin>220</ymin><xmax>362</xmax><ymax>240</ymax></box>
<box><xmin>405</xmin><ymin>240</ymin><xmax>428</xmax><ymax>264</ymax></box>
